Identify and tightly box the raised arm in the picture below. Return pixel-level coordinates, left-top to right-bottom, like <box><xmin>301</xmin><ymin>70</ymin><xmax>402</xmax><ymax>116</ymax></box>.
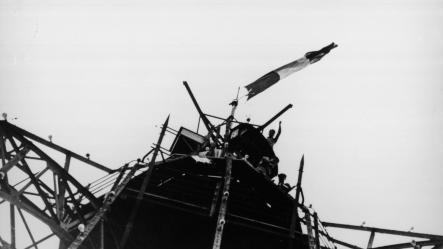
<box><xmin>275</xmin><ymin>121</ymin><xmax>282</xmax><ymax>142</ymax></box>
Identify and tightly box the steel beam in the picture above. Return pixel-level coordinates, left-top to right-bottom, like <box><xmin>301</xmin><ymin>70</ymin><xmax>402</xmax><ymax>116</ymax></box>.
<box><xmin>259</xmin><ymin>104</ymin><xmax>293</xmax><ymax>131</ymax></box>
<box><xmin>7</xmin><ymin>137</ymin><xmax>59</xmax><ymax>221</ymax></box>
<box><xmin>183</xmin><ymin>81</ymin><xmax>224</xmax><ymax>147</ymax></box>
<box><xmin>119</xmin><ymin>116</ymin><xmax>169</xmax><ymax>249</ymax></box>
<box><xmin>371</xmin><ymin>240</ymin><xmax>443</xmax><ymax>249</ymax></box>
<box><xmin>0</xmin><ymin>184</ymin><xmax>72</xmax><ymax>242</ymax></box>
<box><xmin>367</xmin><ymin>230</ymin><xmax>375</xmax><ymax>249</ymax></box>
<box><xmin>18</xmin><ymin>207</ymin><xmax>39</xmax><ymax>249</ymax></box>
<box><xmin>209</xmin><ymin>181</ymin><xmax>222</xmax><ymax>217</ymax></box>
<box><xmin>289</xmin><ymin>155</ymin><xmax>304</xmax><ymax>248</ymax></box>
<box><xmin>10</xmin><ymin>204</ymin><xmax>16</xmax><ymax>249</ymax></box>
<box><xmin>23</xmin><ymin>233</ymin><xmax>55</xmax><ymax>249</ymax></box>
<box><xmin>16</xmin><ymin>168</ymin><xmax>50</xmax><ymax>196</ymax></box>
<box><xmin>322</xmin><ymin>222</ymin><xmax>443</xmax><ymax>240</ymax></box>
<box><xmin>314</xmin><ymin>212</ymin><xmax>321</xmax><ymax>249</ymax></box>
<box><xmin>8</xmin><ymin>131</ymin><xmax>100</xmax><ymax>208</ymax></box>
<box><xmin>68</xmin><ymin>164</ymin><xmax>141</xmax><ymax>249</ymax></box>
<box><xmin>1</xmin><ymin>146</ymin><xmax>30</xmax><ymax>173</ymax></box>
<box><xmin>58</xmin><ymin>154</ymin><xmax>71</xmax><ymax>220</ymax></box>
<box><xmin>305</xmin><ymin>208</ymin><xmax>316</xmax><ymax>249</ymax></box>
<box><xmin>0</xmin><ymin>121</ymin><xmax>111</xmax><ymax>173</ymax></box>
<box><xmin>211</xmin><ymin>155</ymin><xmax>233</xmax><ymax>249</ymax></box>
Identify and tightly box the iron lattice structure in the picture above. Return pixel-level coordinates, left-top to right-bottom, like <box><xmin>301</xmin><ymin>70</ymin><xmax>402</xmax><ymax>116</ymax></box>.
<box><xmin>0</xmin><ymin>120</ymin><xmax>116</xmax><ymax>248</ymax></box>
<box><xmin>1</xmin><ymin>82</ymin><xmax>443</xmax><ymax>249</ymax></box>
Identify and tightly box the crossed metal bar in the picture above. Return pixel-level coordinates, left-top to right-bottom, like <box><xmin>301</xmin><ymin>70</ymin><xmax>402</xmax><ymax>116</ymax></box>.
<box><xmin>0</xmin><ymin>120</ymin><xmax>113</xmax><ymax>249</ymax></box>
<box><xmin>322</xmin><ymin>222</ymin><xmax>443</xmax><ymax>249</ymax></box>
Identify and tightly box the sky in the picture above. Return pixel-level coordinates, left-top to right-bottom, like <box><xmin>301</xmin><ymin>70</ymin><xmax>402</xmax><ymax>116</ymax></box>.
<box><xmin>1</xmin><ymin>0</ymin><xmax>443</xmax><ymax>248</ymax></box>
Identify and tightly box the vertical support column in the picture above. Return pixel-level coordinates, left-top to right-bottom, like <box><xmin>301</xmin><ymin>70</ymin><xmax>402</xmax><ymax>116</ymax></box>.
<box><xmin>57</xmin><ymin>154</ymin><xmax>71</xmax><ymax>223</ymax></box>
<box><xmin>305</xmin><ymin>209</ymin><xmax>316</xmax><ymax>249</ymax></box>
<box><xmin>314</xmin><ymin>212</ymin><xmax>320</xmax><ymax>249</ymax></box>
<box><xmin>209</xmin><ymin>181</ymin><xmax>222</xmax><ymax>217</ymax></box>
<box><xmin>10</xmin><ymin>204</ymin><xmax>16</xmax><ymax>249</ymax></box>
<box><xmin>100</xmin><ymin>220</ymin><xmax>105</xmax><ymax>249</ymax></box>
<box><xmin>0</xmin><ymin>134</ymin><xmax>5</xmax><ymax>166</ymax></box>
<box><xmin>211</xmin><ymin>94</ymin><xmax>237</xmax><ymax>249</ymax></box>
<box><xmin>119</xmin><ymin>116</ymin><xmax>169</xmax><ymax>249</ymax></box>
<box><xmin>0</xmin><ymin>134</ymin><xmax>6</xmax><ymax>181</ymax></box>
<box><xmin>367</xmin><ymin>230</ymin><xmax>375</xmax><ymax>249</ymax></box>
<box><xmin>288</xmin><ymin>155</ymin><xmax>305</xmax><ymax>249</ymax></box>
<box><xmin>212</xmin><ymin>155</ymin><xmax>233</xmax><ymax>249</ymax></box>
<box><xmin>53</xmin><ymin>174</ymin><xmax>60</xmax><ymax>221</ymax></box>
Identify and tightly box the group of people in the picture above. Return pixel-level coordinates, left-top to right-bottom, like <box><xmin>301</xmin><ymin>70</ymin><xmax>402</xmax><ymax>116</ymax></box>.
<box><xmin>197</xmin><ymin>120</ymin><xmax>294</xmax><ymax>193</ymax></box>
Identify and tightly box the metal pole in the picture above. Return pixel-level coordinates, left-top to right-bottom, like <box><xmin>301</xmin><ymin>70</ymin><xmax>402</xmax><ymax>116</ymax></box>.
<box><xmin>367</xmin><ymin>231</ymin><xmax>375</xmax><ymax>249</ymax></box>
<box><xmin>288</xmin><ymin>155</ymin><xmax>305</xmax><ymax>249</ymax></box>
<box><xmin>209</xmin><ymin>182</ymin><xmax>222</xmax><ymax>217</ymax></box>
<box><xmin>10</xmin><ymin>204</ymin><xmax>16</xmax><ymax>249</ymax></box>
<box><xmin>183</xmin><ymin>81</ymin><xmax>224</xmax><ymax>146</ymax></box>
<box><xmin>212</xmin><ymin>97</ymin><xmax>238</xmax><ymax>249</ymax></box>
<box><xmin>18</xmin><ymin>208</ymin><xmax>39</xmax><ymax>249</ymax></box>
<box><xmin>314</xmin><ymin>212</ymin><xmax>321</xmax><ymax>249</ymax></box>
<box><xmin>212</xmin><ymin>155</ymin><xmax>233</xmax><ymax>249</ymax></box>
<box><xmin>67</xmin><ymin>163</ymin><xmax>140</xmax><ymax>249</ymax></box>
<box><xmin>305</xmin><ymin>208</ymin><xmax>317</xmax><ymax>249</ymax></box>
<box><xmin>119</xmin><ymin>115</ymin><xmax>170</xmax><ymax>249</ymax></box>
<box><xmin>259</xmin><ymin>104</ymin><xmax>293</xmax><ymax>131</ymax></box>
<box><xmin>322</xmin><ymin>222</ymin><xmax>443</xmax><ymax>240</ymax></box>
<box><xmin>100</xmin><ymin>220</ymin><xmax>105</xmax><ymax>249</ymax></box>
<box><xmin>0</xmin><ymin>121</ymin><xmax>111</xmax><ymax>173</ymax></box>
<box><xmin>294</xmin><ymin>155</ymin><xmax>304</xmax><ymax>205</ymax></box>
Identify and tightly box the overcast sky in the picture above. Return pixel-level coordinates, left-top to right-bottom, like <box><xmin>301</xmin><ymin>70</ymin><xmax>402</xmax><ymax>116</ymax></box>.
<box><xmin>1</xmin><ymin>0</ymin><xmax>443</xmax><ymax>248</ymax></box>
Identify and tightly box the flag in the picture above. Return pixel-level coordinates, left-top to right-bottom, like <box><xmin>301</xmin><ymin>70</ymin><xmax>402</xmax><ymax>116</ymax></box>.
<box><xmin>245</xmin><ymin>42</ymin><xmax>338</xmax><ymax>100</ymax></box>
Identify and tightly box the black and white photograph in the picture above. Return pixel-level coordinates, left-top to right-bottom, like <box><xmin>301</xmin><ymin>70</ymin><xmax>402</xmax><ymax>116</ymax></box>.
<box><xmin>1</xmin><ymin>0</ymin><xmax>442</xmax><ymax>248</ymax></box>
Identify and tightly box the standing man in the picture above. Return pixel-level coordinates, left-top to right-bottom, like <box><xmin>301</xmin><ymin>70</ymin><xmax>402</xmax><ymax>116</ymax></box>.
<box><xmin>277</xmin><ymin>173</ymin><xmax>294</xmax><ymax>193</ymax></box>
<box><xmin>267</xmin><ymin>121</ymin><xmax>282</xmax><ymax>148</ymax></box>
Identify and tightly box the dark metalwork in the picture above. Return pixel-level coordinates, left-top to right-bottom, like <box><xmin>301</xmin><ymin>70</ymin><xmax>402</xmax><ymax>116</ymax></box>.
<box><xmin>0</xmin><ymin>120</ymin><xmax>114</xmax><ymax>247</ymax></box>
<box><xmin>119</xmin><ymin>115</ymin><xmax>170</xmax><ymax>249</ymax></box>
<box><xmin>204</xmin><ymin>113</ymin><xmax>260</xmax><ymax>127</ymax></box>
<box><xmin>100</xmin><ymin>220</ymin><xmax>105</xmax><ymax>249</ymax></box>
<box><xmin>367</xmin><ymin>230</ymin><xmax>375</xmax><ymax>249</ymax></box>
<box><xmin>0</xmin><ymin>184</ymin><xmax>72</xmax><ymax>241</ymax></box>
<box><xmin>23</xmin><ymin>234</ymin><xmax>56</xmax><ymax>249</ymax></box>
<box><xmin>209</xmin><ymin>181</ymin><xmax>222</xmax><ymax>217</ymax></box>
<box><xmin>304</xmin><ymin>208</ymin><xmax>316</xmax><ymax>249</ymax></box>
<box><xmin>322</xmin><ymin>222</ymin><xmax>443</xmax><ymax>240</ymax></box>
<box><xmin>259</xmin><ymin>104</ymin><xmax>293</xmax><ymax>131</ymax></box>
<box><xmin>1</xmin><ymin>121</ymin><xmax>111</xmax><ymax>173</ymax></box>
<box><xmin>289</xmin><ymin>155</ymin><xmax>305</xmax><ymax>242</ymax></box>
<box><xmin>10</xmin><ymin>204</ymin><xmax>16</xmax><ymax>249</ymax></box>
<box><xmin>68</xmin><ymin>164</ymin><xmax>141</xmax><ymax>249</ymax></box>
<box><xmin>183</xmin><ymin>81</ymin><xmax>224</xmax><ymax>147</ymax></box>
<box><xmin>212</xmin><ymin>155</ymin><xmax>233</xmax><ymax>249</ymax></box>
<box><xmin>17</xmin><ymin>208</ymin><xmax>39</xmax><ymax>249</ymax></box>
<box><xmin>314</xmin><ymin>212</ymin><xmax>320</xmax><ymax>249</ymax></box>
<box><xmin>1</xmin><ymin>85</ymin><xmax>442</xmax><ymax>249</ymax></box>
<box><xmin>371</xmin><ymin>240</ymin><xmax>443</xmax><ymax>249</ymax></box>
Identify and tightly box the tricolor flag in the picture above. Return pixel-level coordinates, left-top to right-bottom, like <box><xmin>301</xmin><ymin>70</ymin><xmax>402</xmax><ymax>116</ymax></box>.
<box><xmin>245</xmin><ymin>42</ymin><xmax>338</xmax><ymax>100</ymax></box>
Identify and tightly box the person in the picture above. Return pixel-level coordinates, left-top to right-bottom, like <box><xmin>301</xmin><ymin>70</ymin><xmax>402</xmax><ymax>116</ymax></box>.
<box><xmin>256</xmin><ymin>156</ymin><xmax>279</xmax><ymax>178</ymax></box>
<box><xmin>267</xmin><ymin>121</ymin><xmax>282</xmax><ymax>148</ymax></box>
<box><xmin>198</xmin><ymin>146</ymin><xmax>211</xmax><ymax>157</ymax></box>
<box><xmin>277</xmin><ymin>173</ymin><xmax>294</xmax><ymax>193</ymax></box>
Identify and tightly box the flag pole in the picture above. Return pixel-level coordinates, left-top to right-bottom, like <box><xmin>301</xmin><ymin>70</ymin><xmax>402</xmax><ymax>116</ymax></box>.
<box><xmin>225</xmin><ymin>87</ymin><xmax>240</xmax><ymax>143</ymax></box>
<box><xmin>211</xmin><ymin>88</ymin><xmax>240</xmax><ymax>249</ymax></box>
